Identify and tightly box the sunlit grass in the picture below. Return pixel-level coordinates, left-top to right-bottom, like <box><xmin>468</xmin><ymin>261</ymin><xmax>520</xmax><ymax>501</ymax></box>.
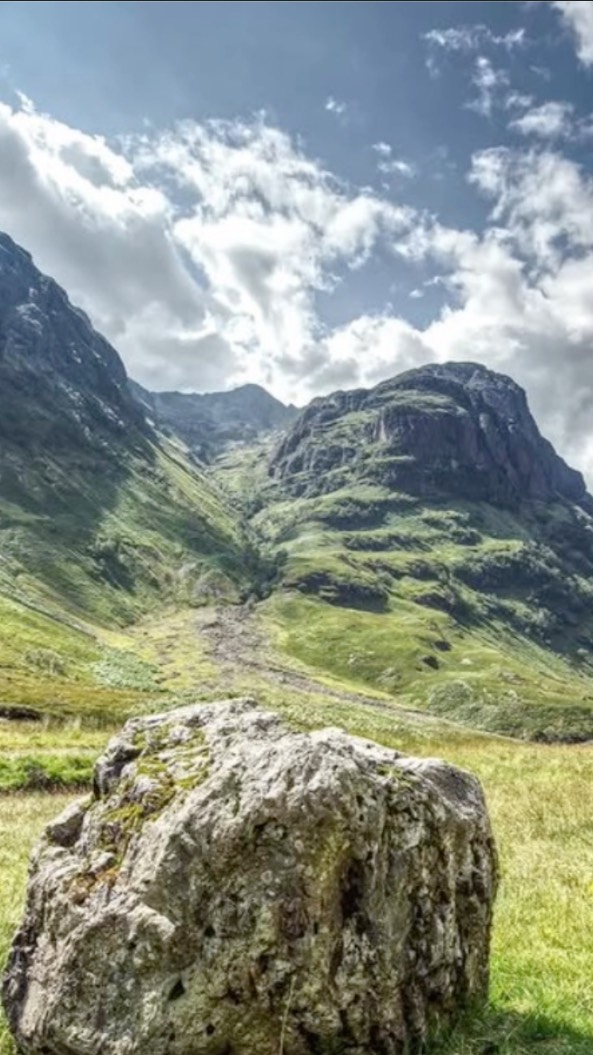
<box><xmin>264</xmin><ymin>592</ymin><xmax>593</xmax><ymax>741</ymax></box>
<box><xmin>0</xmin><ymin>793</ymin><xmax>76</xmax><ymax>1055</ymax></box>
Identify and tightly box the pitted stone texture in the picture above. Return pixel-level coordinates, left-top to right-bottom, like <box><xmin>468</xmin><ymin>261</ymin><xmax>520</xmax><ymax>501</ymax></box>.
<box><xmin>3</xmin><ymin>699</ymin><xmax>497</xmax><ymax>1055</ymax></box>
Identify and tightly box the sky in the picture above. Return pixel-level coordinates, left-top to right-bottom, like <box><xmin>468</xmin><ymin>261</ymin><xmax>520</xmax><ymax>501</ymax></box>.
<box><xmin>2</xmin><ymin>1</ymin><xmax>593</xmax><ymax>477</ymax></box>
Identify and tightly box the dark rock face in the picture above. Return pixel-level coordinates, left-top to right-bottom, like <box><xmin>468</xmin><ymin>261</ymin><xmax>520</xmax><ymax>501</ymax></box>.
<box><xmin>0</xmin><ymin>233</ymin><xmax>145</xmax><ymax>453</ymax></box>
<box><xmin>2</xmin><ymin>699</ymin><xmax>498</xmax><ymax>1055</ymax></box>
<box><xmin>130</xmin><ymin>380</ymin><xmax>297</xmax><ymax>460</ymax></box>
<box><xmin>271</xmin><ymin>362</ymin><xmax>591</xmax><ymax>510</ymax></box>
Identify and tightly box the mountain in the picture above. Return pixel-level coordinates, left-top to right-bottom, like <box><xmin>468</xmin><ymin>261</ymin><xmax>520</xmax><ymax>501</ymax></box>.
<box><xmin>270</xmin><ymin>361</ymin><xmax>591</xmax><ymax>510</ymax></box>
<box><xmin>3</xmin><ymin>230</ymin><xmax>593</xmax><ymax>743</ymax></box>
<box><xmin>248</xmin><ymin>362</ymin><xmax>593</xmax><ymax>741</ymax></box>
<box><xmin>130</xmin><ymin>379</ymin><xmax>297</xmax><ymax>460</ymax></box>
<box><xmin>0</xmin><ymin>232</ymin><xmax>263</xmax><ymax>714</ymax></box>
<box><xmin>0</xmin><ymin>233</ymin><xmax>146</xmax><ymax>453</ymax></box>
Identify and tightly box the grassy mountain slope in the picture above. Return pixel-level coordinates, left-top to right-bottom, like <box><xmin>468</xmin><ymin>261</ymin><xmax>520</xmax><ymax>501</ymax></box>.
<box><xmin>0</xmin><ymin>233</ymin><xmax>262</xmax><ymax>717</ymax></box>
<box><xmin>211</xmin><ymin>364</ymin><xmax>593</xmax><ymax>741</ymax></box>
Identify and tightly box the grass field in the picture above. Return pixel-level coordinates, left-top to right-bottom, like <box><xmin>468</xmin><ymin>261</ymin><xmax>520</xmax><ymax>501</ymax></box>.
<box><xmin>264</xmin><ymin>592</ymin><xmax>593</xmax><ymax>742</ymax></box>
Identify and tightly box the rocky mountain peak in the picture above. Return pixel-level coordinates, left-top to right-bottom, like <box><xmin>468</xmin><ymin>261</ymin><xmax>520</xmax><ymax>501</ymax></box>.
<box><xmin>130</xmin><ymin>378</ymin><xmax>297</xmax><ymax>461</ymax></box>
<box><xmin>382</xmin><ymin>361</ymin><xmax>535</xmax><ymax>430</ymax></box>
<box><xmin>270</xmin><ymin>360</ymin><xmax>591</xmax><ymax>511</ymax></box>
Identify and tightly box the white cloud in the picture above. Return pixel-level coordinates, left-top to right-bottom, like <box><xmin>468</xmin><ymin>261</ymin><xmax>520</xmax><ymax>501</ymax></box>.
<box><xmin>507</xmin><ymin>98</ymin><xmax>593</xmax><ymax>141</ymax></box>
<box><xmin>467</xmin><ymin>57</ymin><xmax>510</xmax><ymax>117</ymax></box>
<box><xmin>319</xmin><ymin>315</ymin><xmax>428</xmax><ymax>391</ymax></box>
<box><xmin>424</xmin><ymin>24</ymin><xmax>525</xmax><ymax>74</ymax></box>
<box><xmin>505</xmin><ymin>90</ymin><xmax>535</xmax><ymax>111</ymax></box>
<box><xmin>553</xmin><ymin>1</ymin><xmax>593</xmax><ymax>66</ymax></box>
<box><xmin>424</xmin><ymin>24</ymin><xmax>525</xmax><ymax>54</ymax></box>
<box><xmin>134</xmin><ymin>118</ymin><xmax>411</xmax><ymax>388</ymax></box>
<box><xmin>509</xmin><ymin>99</ymin><xmax>573</xmax><ymax>138</ymax></box>
<box><xmin>324</xmin><ymin>96</ymin><xmax>347</xmax><ymax>117</ymax></box>
<box><xmin>379</xmin><ymin>159</ymin><xmax>415</xmax><ymax>178</ymax></box>
<box><xmin>371</xmin><ymin>141</ymin><xmax>415</xmax><ymax>179</ymax></box>
<box><xmin>469</xmin><ymin>147</ymin><xmax>593</xmax><ymax>264</ymax></box>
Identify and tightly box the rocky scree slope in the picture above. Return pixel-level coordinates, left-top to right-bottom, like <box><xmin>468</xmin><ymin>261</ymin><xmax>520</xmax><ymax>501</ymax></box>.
<box><xmin>3</xmin><ymin>699</ymin><xmax>497</xmax><ymax>1055</ymax></box>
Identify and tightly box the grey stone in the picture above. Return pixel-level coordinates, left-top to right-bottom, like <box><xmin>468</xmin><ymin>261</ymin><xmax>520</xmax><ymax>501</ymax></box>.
<box><xmin>3</xmin><ymin>698</ymin><xmax>498</xmax><ymax>1055</ymax></box>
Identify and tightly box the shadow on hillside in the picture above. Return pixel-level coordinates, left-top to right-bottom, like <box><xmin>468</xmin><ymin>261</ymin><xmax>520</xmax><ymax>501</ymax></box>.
<box><xmin>434</xmin><ymin>1005</ymin><xmax>593</xmax><ymax>1054</ymax></box>
<box><xmin>0</xmin><ymin>424</ymin><xmax>156</xmax><ymax>615</ymax></box>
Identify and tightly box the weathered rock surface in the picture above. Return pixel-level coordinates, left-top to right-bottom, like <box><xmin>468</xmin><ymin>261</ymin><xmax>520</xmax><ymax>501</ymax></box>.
<box><xmin>3</xmin><ymin>699</ymin><xmax>498</xmax><ymax>1055</ymax></box>
<box><xmin>270</xmin><ymin>361</ymin><xmax>592</xmax><ymax>511</ymax></box>
<box><xmin>0</xmin><ymin>231</ymin><xmax>145</xmax><ymax>452</ymax></box>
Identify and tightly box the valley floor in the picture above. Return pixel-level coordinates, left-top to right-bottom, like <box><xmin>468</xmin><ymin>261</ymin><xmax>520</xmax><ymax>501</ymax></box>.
<box><xmin>1</xmin><ymin>604</ymin><xmax>593</xmax><ymax>1054</ymax></box>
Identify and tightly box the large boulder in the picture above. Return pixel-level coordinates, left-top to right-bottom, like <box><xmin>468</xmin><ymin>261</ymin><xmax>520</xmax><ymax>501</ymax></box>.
<box><xmin>3</xmin><ymin>699</ymin><xmax>498</xmax><ymax>1055</ymax></box>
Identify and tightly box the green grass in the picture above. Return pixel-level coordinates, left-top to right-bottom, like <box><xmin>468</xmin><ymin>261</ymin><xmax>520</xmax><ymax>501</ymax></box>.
<box><xmin>0</xmin><ymin>593</ymin><xmax>165</xmax><ymax>723</ymax></box>
<box><xmin>0</xmin><ymin>754</ymin><xmax>93</xmax><ymax>792</ymax></box>
<box><xmin>263</xmin><ymin>591</ymin><xmax>593</xmax><ymax>741</ymax></box>
<box><xmin>238</xmin><ymin>447</ymin><xmax>593</xmax><ymax>741</ymax></box>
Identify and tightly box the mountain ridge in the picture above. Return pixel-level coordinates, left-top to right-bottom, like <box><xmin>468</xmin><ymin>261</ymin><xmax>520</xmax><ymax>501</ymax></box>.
<box><xmin>129</xmin><ymin>378</ymin><xmax>297</xmax><ymax>460</ymax></box>
<box><xmin>270</xmin><ymin>360</ymin><xmax>591</xmax><ymax>511</ymax></box>
<box><xmin>0</xmin><ymin>231</ymin><xmax>257</xmax><ymax>637</ymax></box>
<box><xmin>0</xmin><ymin>231</ymin><xmax>146</xmax><ymax>454</ymax></box>
<box><xmin>3</xmin><ymin>229</ymin><xmax>593</xmax><ymax>742</ymax></box>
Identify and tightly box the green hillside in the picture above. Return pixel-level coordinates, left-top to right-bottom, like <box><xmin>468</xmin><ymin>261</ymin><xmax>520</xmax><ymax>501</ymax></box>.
<box><xmin>0</xmin><ymin>233</ymin><xmax>262</xmax><ymax>723</ymax></box>
<box><xmin>211</xmin><ymin>364</ymin><xmax>593</xmax><ymax>742</ymax></box>
<box><xmin>2</xmin><ymin>236</ymin><xmax>593</xmax><ymax>1055</ymax></box>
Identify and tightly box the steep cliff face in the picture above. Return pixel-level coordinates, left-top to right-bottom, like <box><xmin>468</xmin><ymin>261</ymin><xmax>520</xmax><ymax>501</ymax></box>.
<box><xmin>270</xmin><ymin>362</ymin><xmax>590</xmax><ymax>511</ymax></box>
<box><xmin>0</xmin><ymin>233</ymin><xmax>145</xmax><ymax>454</ymax></box>
<box><xmin>257</xmin><ymin>361</ymin><xmax>593</xmax><ymax>740</ymax></box>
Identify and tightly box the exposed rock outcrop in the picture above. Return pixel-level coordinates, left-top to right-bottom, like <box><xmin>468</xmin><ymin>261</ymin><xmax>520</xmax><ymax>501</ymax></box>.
<box><xmin>3</xmin><ymin>699</ymin><xmax>497</xmax><ymax>1055</ymax></box>
<box><xmin>270</xmin><ymin>361</ymin><xmax>592</xmax><ymax>511</ymax></box>
<box><xmin>0</xmin><ymin>232</ymin><xmax>145</xmax><ymax>452</ymax></box>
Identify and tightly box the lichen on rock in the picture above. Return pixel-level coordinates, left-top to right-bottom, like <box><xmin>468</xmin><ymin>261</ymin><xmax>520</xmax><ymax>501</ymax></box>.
<box><xmin>2</xmin><ymin>698</ymin><xmax>498</xmax><ymax>1055</ymax></box>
